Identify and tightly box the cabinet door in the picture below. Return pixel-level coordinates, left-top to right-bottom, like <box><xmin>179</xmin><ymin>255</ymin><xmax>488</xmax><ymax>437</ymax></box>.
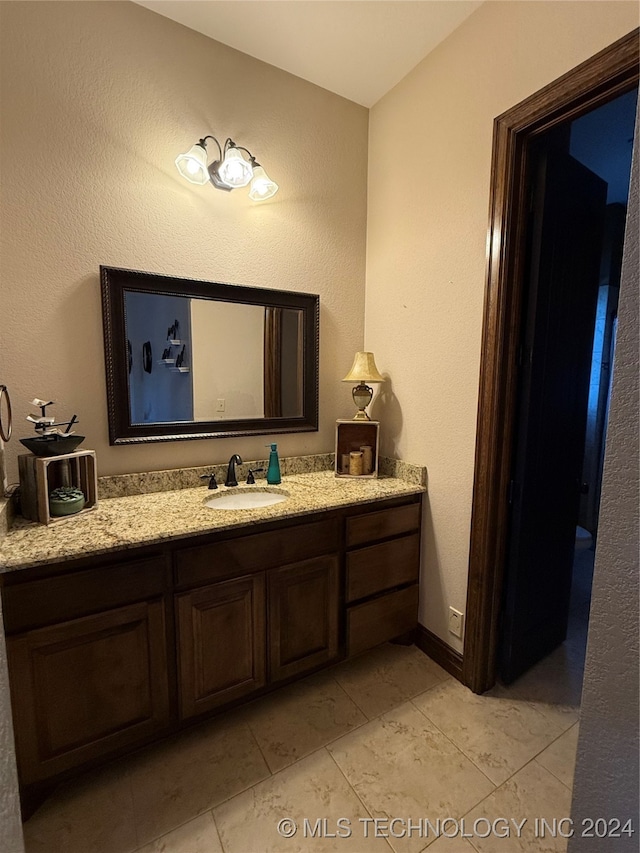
<box><xmin>177</xmin><ymin>574</ymin><xmax>266</xmax><ymax>718</ymax></box>
<box><xmin>8</xmin><ymin>599</ymin><xmax>170</xmax><ymax>785</ymax></box>
<box><xmin>268</xmin><ymin>555</ymin><xmax>339</xmax><ymax>683</ymax></box>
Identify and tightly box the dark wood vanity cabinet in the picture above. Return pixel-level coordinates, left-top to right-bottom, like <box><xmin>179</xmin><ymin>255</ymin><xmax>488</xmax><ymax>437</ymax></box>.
<box><xmin>268</xmin><ymin>555</ymin><xmax>339</xmax><ymax>683</ymax></box>
<box><xmin>1</xmin><ymin>492</ymin><xmax>422</xmax><ymax>805</ymax></box>
<box><xmin>2</xmin><ymin>553</ymin><xmax>172</xmax><ymax>788</ymax></box>
<box><xmin>345</xmin><ymin>502</ymin><xmax>422</xmax><ymax>656</ymax></box>
<box><xmin>175</xmin><ymin>517</ymin><xmax>341</xmax><ymax>717</ymax></box>
<box><xmin>176</xmin><ymin>574</ymin><xmax>267</xmax><ymax>718</ymax></box>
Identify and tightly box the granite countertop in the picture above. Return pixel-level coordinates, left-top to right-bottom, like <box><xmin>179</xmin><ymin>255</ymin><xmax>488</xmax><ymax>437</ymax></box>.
<box><xmin>0</xmin><ymin>470</ymin><xmax>425</xmax><ymax>573</ymax></box>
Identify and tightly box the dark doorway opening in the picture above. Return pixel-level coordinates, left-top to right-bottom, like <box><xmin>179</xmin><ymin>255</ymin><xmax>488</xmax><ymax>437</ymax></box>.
<box><xmin>462</xmin><ymin>29</ymin><xmax>639</xmax><ymax>695</ymax></box>
<box><xmin>499</xmin><ymin>90</ymin><xmax>636</xmax><ymax>685</ymax></box>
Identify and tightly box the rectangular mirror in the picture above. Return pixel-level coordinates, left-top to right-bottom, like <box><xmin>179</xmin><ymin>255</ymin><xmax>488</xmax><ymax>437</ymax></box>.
<box><xmin>101</xmin><ymin>266</ymin><xmax>319</xmax><ymax>444</ymax></box>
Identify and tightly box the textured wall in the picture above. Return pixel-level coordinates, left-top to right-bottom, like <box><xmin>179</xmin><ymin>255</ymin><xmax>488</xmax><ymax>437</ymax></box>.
<box><xmin>365</xmin><ymin>1</ymin><xmax>640</xmax><ymax>648</ymax></box>
<box><xmin>569</xmin><ymin>107</ymin><xmax>639</xmax><ymax>851</ymax></box>
<box><xmin>0</xmin><ymin>1</ymin><xmax>368</xmax><ymax>482</ymax></box>
<box><xmin>0</xmin><ymin>2</ymin><xmax>366</xmax><ymax>844</ymax></box>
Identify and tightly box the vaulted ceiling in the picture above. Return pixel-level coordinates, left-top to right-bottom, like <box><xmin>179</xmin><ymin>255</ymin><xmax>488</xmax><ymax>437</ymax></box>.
<box><xmin>135</xmin><ymin>1</ymin><xmax>483</xmax><ymax>107</ymax></box>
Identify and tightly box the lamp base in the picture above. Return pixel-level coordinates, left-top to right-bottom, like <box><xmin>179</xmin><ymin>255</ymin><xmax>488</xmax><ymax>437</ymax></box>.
<box><xmin>352</xmin><ymin>409</ymin><xmax>371</xmax><ymax>421</ymax></box>
<box><xmin>351</xmin><ymin>382</ymin><xmax>373</xmax><ymax>420</ymax></box>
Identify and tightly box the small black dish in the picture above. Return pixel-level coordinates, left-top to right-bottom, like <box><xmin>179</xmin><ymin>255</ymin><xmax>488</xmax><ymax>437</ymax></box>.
<box><xmin>20</xmin><ymin>435</ymin><xmax>86</xmax><ymax>457</ymax></box>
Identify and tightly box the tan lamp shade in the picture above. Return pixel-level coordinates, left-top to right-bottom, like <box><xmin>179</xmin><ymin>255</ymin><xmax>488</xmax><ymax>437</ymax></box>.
<box><xmin>342</xmin><ymin>352</ymin><xmax>384</xmax><ymax>420</ymax></box>
<box><xmin>342</xmin><ymin>352</ymin><xmax>385</xmax><ymax>384</ymax></box>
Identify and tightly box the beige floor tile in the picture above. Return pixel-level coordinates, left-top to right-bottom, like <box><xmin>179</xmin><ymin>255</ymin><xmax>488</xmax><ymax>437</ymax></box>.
<box><xmin>463</xmin><ymin>761</ymin><xmax>573</xmax><ymax>853</ymax></box>
<box><xmin>128</xmin><ymin>714</ymin><xmax>270</xmax><ymax>847</ymax></box>
<box><xmin>328</xmin><ymin>701</ymin><xmax>495</xmax><ymax>853</ymax></box>
<box><xmin>535</xmin><ymin>724</ymin><xmax>579</xmax><ymax>791</ymax></box>
<box><xmin>214</xmin><ymin>748</ymin><xmax>394</xmax><ymax>852</ymax></box>
<box><xmin>498</xmin><ymin>647</ymin><xmax>582</xmax><ymax>730</ymax></box>
<box><xmin>412</xmin><ymin>679</ymin><xmax>571</xmax><ymax>786</ymax></box>
<box><xmin>332</xmin><ymin>643</ymin><xmax>450</xmax><ymax>719</ymax></box>
<box><xmin>135</xmin><ymin>812</ymin><xmax>223</xmax><ymax>853</ymax></box>
<box><xmin>242</xmin><ymin>671</ymin><xmax>367</xmax><ymax>772</ymax></box>
<box><xmin>23</xmin><ymin>762</ymin><xmax>137</xmax><ymax>853</ymax></box>
<box><xmin>422</xmin><ymin>837</ymin><xmax>478</xmax><ymax>853</ymax></box>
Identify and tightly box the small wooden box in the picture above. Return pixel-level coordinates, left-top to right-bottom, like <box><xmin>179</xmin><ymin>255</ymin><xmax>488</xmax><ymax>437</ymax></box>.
<box><xmin>335</xmin><ymin>420</ymin><xmax>379</xmax><ymax>478</ymax></box>
<box><xmin>18</xmin><ymin>450</ymin><xmax>98</xmax><ymax>525</ymax></box>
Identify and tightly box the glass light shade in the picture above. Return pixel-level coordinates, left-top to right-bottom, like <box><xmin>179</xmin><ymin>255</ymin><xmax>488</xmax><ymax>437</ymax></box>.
<box><xmin>217</xmin><ymin>147</ymin><xmax>253</xmax><ymax>187</ymax></box>
<box><xmin>342</xmin><ymin>352</ymin><xmax>385</xmax><ymax>384</ymax></box>
<box><xmin>248</xmin><ymin>166</ymin><xmax>279</xmax><ymax>201</ymax></box>
<box><xmin>175</xmin><ymin>143</ymin><xmax>209</xmax><ymax>185</ymax></box>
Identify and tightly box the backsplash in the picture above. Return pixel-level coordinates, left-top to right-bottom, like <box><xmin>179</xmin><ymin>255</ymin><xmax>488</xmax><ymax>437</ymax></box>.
<box><xmin>378</xmin><ymin>457</ymin><xmax>427</xmax><ymax>486</ymax></box>
<box><xmin>97</xmin><ymin>454</ymin><xmax>335</xmax><ymax>499</ymax></box>
<box><xmin>97</xmin><ymin>453</ymin><xmax>427</xmax><ymax>499</ymax></box>
<box><xmin>0</xmin><ymin>497</ymin><xmax>12</xmax><ymax>540</ymax></box>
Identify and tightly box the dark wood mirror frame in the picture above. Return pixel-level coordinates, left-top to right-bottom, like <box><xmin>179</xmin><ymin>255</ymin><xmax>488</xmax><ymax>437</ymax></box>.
<box><xmin>101</xmin><ymin>266</ymin><xmax>319</xmax><ymax>445</ymax></box>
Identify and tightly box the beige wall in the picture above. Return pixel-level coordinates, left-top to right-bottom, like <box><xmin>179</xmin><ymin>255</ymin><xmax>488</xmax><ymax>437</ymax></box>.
<box><xmin>0</xmin><ymin>1</ymin><xmax>368</xmax><ymax>483</ymax></box>
<box><xmin>365</xmin><ymin>1</ymin><xmax>639</xmax><ymax>649</ymax></box>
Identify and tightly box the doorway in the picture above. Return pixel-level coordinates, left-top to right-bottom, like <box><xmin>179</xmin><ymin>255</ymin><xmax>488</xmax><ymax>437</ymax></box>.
<box><xmin>499</xmin><ymin>93</ymin><xmax>636</xmax><ymax>684</ymax></box>
<box><xmin>462</xmin><ymin>29</ymin><xmax>639</xmax><ymax>694</ymax></box>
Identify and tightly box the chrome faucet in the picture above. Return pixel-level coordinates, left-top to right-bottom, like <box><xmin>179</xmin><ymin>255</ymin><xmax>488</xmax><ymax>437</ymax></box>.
<box><xmin>225</xmin><ymin>454</ymin><xmax>243</xmax><ymax>487</ymax></box>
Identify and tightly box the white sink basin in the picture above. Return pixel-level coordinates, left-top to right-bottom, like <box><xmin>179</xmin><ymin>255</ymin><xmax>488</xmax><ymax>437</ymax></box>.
<box><xmin>205</xmin><ymin>488</ymin><xmax>288</xmax><ymax>511</ymax></box>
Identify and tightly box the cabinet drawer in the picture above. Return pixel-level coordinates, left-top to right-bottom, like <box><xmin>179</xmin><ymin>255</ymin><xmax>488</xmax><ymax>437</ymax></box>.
<box><xmin>346</xmin><ymin>503</ymin><xmax>420</xmax><ymax>548</ymax></box>
<box><xmin>346</xmin><ymin>534</ymin><xmax>419</xmax><ymax>603</ymax></box>
<box><xmin>175</xmin><ymin>518</ymin><xmax>339</xmax><ymax>588</ymax></box>
<box><xmin>2</xmin><ymin>555</ymin><xmax>169</xmax><ymax>634</ymax></box>
<box><xmin>347</xmin><ymin>585</ymin><xmax>419</xmax><ymax>657</ymax></box>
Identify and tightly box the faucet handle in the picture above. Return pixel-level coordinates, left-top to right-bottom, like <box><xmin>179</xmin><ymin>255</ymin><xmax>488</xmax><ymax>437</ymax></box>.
<box><xmin>246</xmin><ymin>467</ymin><xmax>264</xmax><ymax>485</ymax></box>
<box><xmin>200</xmin><ymin>473</ymin><xmax>218</xmax><ymax>490</ymax></box>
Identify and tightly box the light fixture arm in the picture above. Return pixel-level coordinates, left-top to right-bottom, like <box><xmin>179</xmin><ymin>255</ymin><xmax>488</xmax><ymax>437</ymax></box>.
<box><xmin>231</xmin><ymin>143</ymin><xmax>255</xmax><ymax>159</ymax></box>
<box><xmin>200</xmin><ymin>136</ymin><xmax>257</xmax><ymax>162</ymax></box>
<box><xmin>198</xmin><ymin>135</ymin><xmax>223</xmax><ymax>161</ymax></box>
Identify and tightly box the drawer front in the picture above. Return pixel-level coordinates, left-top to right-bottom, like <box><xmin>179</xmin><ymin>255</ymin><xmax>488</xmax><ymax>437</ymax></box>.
<box><xmin>2</xmin><ymin>555</ymin><xmax>169</xmax><ymax>634</ymax></box>
<box><xmin>347</xmin><ymin>585</ymin><xmax>419</xmax><ymax>657</ymax></box>
<box><xmin>346</xmin><ymin>533</ymin><xmax>419</xmax><ymax>603</ymax></box>
<box><xmin>175</xmin><ymin>518</ymin><xmax>339</xmax><ymax>588</ymax></box>
<box><xmin>346</xmin><ymin>502</ymin><xmax>421</xmax><ymax>548</ymax></box>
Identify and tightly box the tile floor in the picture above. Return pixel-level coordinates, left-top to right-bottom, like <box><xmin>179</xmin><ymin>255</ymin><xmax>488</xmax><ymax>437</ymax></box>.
<box><xmin>22</xmin><ymin>551</ymin><xmax>592</xmax><ymax>853</ymax></box>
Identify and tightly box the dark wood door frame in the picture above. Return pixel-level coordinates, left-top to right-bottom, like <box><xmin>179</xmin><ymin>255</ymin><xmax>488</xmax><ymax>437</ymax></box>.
<box><xmin>463</xmin><ymin>29</ymin><xmax>639</xmax><ymax>694</ymax></box>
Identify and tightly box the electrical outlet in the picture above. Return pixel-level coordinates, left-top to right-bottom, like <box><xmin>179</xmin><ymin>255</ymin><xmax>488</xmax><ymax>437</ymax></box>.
<box><xmin>216</xmin><ymin>398</ymin><xmax>225</xmax><ymax>413</ymax></box>
<box><xmin>449</xmin><ymin>607</ymin><xmax>464</xmax><ymax>638</ymax></box>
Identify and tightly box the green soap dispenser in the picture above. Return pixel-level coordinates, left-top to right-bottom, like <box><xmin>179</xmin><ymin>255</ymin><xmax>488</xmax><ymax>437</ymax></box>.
<box><xmin>266</xmin><ymin>443</ymin><xmax>281</xmax><ymax>485</ymax></box>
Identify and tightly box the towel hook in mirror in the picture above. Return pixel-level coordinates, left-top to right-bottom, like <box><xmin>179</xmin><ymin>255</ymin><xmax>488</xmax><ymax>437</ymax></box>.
<box><xmin>0</xmin><ymin>385</ymin><xmax>12</xmax><ymax>442</ymax></box>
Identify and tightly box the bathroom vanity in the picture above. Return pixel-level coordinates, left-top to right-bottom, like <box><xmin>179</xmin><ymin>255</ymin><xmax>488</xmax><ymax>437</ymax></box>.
<box><xmin>0</xmin><ymin>469</ymin><xmax>424</xmax><ymax>811</ymax></box>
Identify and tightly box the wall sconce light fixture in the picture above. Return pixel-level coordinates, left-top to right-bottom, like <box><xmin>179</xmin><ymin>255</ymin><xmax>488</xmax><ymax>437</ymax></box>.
<box><xmin>342</xmin><ymin>351</ymin><xmax>385</xmax><ymax>420</ymax></box>
<box><xmin>175</xmin><ymin>136</ymin><xmax>278</xmax><ymax>201</ymax></box>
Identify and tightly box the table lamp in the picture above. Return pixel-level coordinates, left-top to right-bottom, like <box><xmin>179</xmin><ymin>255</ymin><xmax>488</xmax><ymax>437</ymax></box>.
<box><xmin>342</xmin><ymin>352</ymin><xmax>384</xmax><ymax>420</ymax></box>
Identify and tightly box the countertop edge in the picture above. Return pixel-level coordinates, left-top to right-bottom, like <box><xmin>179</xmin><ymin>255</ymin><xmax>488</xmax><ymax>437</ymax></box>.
<box><xmin>0</xmin><ymin>472</ymin><xmax>425</xmax><ymax>574</ymax></box>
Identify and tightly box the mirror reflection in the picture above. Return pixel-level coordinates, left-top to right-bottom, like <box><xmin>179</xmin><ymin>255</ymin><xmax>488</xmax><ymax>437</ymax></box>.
<box><xmin>125</xmin><ymin>292</ymin><xmax>303</xmax><ymax>424</ymax></box>
<box><xmin>100</xmin><ymin>266</ymin><xmax>319</xmax><ymax>445</ymax></box>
